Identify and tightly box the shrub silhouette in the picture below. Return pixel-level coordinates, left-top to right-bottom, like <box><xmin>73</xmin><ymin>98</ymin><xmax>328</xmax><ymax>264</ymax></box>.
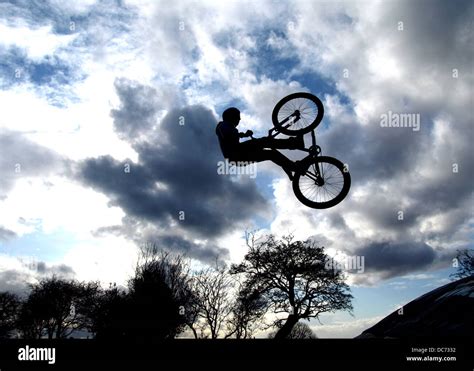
<box><xmin>94</xmin><ymin>250</ymin><xmax>191</xmax><ymax>342</ymax></box>
<box><xmin>16</xmin><ymin>277</ymin><xmax>98</xmax><ymax>339</ymax></box>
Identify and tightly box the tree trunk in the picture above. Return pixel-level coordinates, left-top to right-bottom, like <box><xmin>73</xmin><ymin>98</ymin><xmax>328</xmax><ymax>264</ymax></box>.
<box><xmin>274</xmin><ymin>314</ymin><xmax>298</xmax><ymax>339</ymax></box>
<box><xmin>188</xmin><ymin>324</ymin><xmax>198</xmax><ymax>339</ymax></box>
<box><xmin>47</xmin><ymin>323</ymin><xmax>54</xmax><ymax>340</ymax></box>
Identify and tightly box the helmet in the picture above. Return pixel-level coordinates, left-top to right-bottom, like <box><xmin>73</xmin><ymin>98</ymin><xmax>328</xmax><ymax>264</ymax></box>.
<box><xmin>222</xmin><ymin>107</ymin><xmax>240</xmax><ymax>123</ymax></box>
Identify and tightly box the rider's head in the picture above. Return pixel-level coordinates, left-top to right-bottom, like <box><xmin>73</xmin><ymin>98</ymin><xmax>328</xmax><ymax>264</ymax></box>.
<box><xmin>222</xmin><ymin>107</ymin><xmax>241</xmax><ymax>127</ymax></box>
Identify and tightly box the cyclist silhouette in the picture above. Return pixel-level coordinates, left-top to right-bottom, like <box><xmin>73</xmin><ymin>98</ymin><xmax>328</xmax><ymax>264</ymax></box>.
<box><xmin>216</xmin><ymin>107</ymin><xmax>304</xmax><ymax>179</ymax></box>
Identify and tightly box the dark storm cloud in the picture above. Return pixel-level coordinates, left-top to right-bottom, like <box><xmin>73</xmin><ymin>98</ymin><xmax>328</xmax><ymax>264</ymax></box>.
<box><xmin>0</xmin><ymin>226</ymin><xmax>17</xmax><ymax>242</ymax></box>
<box><xmin>111</xmin><ymin>78</ymin><xmax>163</xmax><ymax>140</ymax></box>
<box><xmin>384</xmin><ymin>0</ymin><xmax>473</xmax><ymax>70</ymax></box>
<box><xmin>110</xmin><ymin>79</ymin><xmax>183</xmax><ymax>141</ymax></box>
<box><xmin>146</xmin><ymin>234</ymin><xmax>228</xmax><ymax>263</ymax></box>
<box><xmin>354</xmin><ymin>241</ymin><xmax>437</xmax><ymax>281</ymax></box>
<box><xmin>322</xmin><ymin>120</ymin><xmax>418</xmax><ymax>182</ymax></box>
<box><xmin>0</xmin><ymin>270</ymin><xmax>29</xmax><ymax>295</ymax></box>
<box><xmin>35</xmin><ymin>261</ymin><xmax>75</xmax><ymax>277</ymax></box>
<box><xmin>0</xmin><ymin>129</ymin><xmax>65</xmax><ymax>198</ymax></box>
<box><xmin>327</xmin><ymin>213</ymin><xmax>350</xmax><ymax>231</ymax></box>
<box><xmin>322</xmin><ymin>111</ymin><xmax>473</xmax><ymax>237</ymax></box>
<box><xmin>77</xmin><ymin>80</ymin><xmax>269</xmax><ymax>261</ymax></box>
<box><xmin>320</xmin><ymin>111</ymin><xmax>473</xmax><ymax>260</ymax></box>
<box><xmin>409</xmin><ymin>155</ymin><xmax>474</xmax><ymax>214</ymax></box>
<box><xmin>0</xmin><ymin>261</ymin><xmax>75</xmax><ymax>296</ymax></box>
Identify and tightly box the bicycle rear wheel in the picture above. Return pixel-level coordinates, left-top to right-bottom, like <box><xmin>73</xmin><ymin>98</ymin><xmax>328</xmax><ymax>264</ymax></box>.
<box><xmin>272</xmin><ymin>92</ymin><xmax>324</xmax><ymax>135</ymax></box>
<box><xmin>292</xmin><ymin>156</ymin><xmax>350</xmax><ymax>209</ymax></box>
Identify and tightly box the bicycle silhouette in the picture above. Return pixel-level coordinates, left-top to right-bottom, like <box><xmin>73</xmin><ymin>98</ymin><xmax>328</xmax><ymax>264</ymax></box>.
<box><xmin>257</xmin><ymin>92</ymin><xmax>351</xmax><ymax>209</ymax></box>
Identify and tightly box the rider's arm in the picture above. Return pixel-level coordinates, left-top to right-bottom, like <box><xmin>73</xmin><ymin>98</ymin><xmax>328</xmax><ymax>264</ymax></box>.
<box><xmin>239</xmin><ymin>130</ymin><xmax>253</xmax><ymax>138</ymax></box>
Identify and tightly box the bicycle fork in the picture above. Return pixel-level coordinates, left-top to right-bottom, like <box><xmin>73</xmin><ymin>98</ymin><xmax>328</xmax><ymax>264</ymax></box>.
<box><xmin>302</xmin><ymin>129</ymin><xmax>324</xmax><ymax>185</ymax></box>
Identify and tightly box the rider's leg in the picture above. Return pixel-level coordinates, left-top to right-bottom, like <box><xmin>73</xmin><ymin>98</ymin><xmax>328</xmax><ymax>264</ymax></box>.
<box><xmin>251</xmin><ymin>136</ymin><xmax>304</xmax><ymax>150</ymax></box>
<box><xmin>266</xmin><ymin>150</ymin><xmax>296</xmax><ymax>180</ymax></box>
<box><xmin>230</xmin><ymin>149</ymin><xmax>296</xmax><ymax>180</ymax></box>
<box><xmin>254</xmin><ymin>149</ymin><xmax>306</xmax><ymax>178</ymax></box>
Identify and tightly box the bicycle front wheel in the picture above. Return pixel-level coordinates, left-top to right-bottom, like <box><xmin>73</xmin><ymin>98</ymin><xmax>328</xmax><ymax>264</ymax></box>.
<box><xmin>272</xmin><ymin>92</ymin><xmax>324</xmax><ymax>135</ymax></box>
<box><xmin>292</xmin><ymin>156</ymin><xmax>350</xmax><ymax>209</ymax></box>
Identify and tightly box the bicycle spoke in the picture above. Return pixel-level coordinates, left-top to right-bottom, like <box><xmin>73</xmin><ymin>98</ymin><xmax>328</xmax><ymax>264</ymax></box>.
<box><xmin>297</xmin><ymin>160</ymin><xmax>345</xmax><ymax>204</ymax></box>
<box><xmin>277</xmin><ymin>96</ymin><xmax>319</xmax><ymax>132</ymax></box>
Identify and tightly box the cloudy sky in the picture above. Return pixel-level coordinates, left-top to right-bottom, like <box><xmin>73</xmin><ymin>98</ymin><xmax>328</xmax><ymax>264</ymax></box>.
<box><xmin>0</xmin><ymin>0</ymin><xmax>472</xmax><ymax>338</ymax></box>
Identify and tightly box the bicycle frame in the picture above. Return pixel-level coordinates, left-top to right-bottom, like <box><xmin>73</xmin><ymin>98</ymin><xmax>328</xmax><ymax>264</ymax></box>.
<box><xmin>268</xmin><ymin>122</ymin><xmax>320</xmax><ymax>156</ymax></box>
<box><xmin>270</xmin><ymin>96</ymin><xmax>325</xmax><ymax>157</ymax></box>
<box><xmin>268</xmin><ymin>117</ymin><xmax>324</xmax><ymax>184</ymax></box>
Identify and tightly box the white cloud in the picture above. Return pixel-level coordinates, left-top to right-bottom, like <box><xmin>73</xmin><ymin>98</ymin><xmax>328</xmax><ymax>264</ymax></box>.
<box><xmin>0</xmin><ymin>21</ymin><xmax>76</xmax><ymax>61</ymax></box>
<box><xmin>401</xmin><ymin>273</ymin><xmax>435</xmax><ymax>280</ymax></box>
<box><xmin>311</xmin><ymin>315</ymin><xmax>384</xmax><ymax>338</ymax></box>
<box><xmin>0</xmin><ymin>176</ymin><xmax>125</xmax><ymax>237</ymax></box>
<box><xmin>61</xmin><ymin>235</ymin><xmax>138</xmax><ymax>286</ymax></box>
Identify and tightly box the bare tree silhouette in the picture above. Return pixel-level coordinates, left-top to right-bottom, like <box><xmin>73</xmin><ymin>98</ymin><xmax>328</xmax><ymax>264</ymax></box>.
<box><xmin>190</xmin><ymin>261</ymin><xmax>234</xmax><ymax>339</ymax></box>
<box><xmin>231</xmin><ymin>234</ymin><xmax>353</xmax><ymax>339</ymax></box>
<box><xmin>0</xmin><ymin>292</ymin><xmax>21</xmax><ymax>338</ymax></box>
<box><xmin>224</xmin><ymin>279</ymin><xmax>268</xmax><ymax>339</ymax></box>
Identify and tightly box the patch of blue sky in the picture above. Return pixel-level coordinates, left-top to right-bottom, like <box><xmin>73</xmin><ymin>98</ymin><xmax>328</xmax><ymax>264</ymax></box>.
<box><xmin>213</xmin><ymin>28</ymin><xmax>334</xmax><ymax>96</ymax></box>
<box><xmin>0</xmin><ymin>0</ymin><xmax>45</xmax><ymax>26</ymax></box>
<box><xmin>254</xmin><ymin>170</ymin><xmax>279</xmax><ymax>200</ymax></box>
<box><xmin>50</xmin><ymin>7</ymin><xmax>138</xmax><ymax>37</ymax></box>
<box><xmin>315</xmin><ymin>268</ymin><xmax>454</xmax><ymax>328</ymax></box>
<box><xmin>0</xmin><ymin>48</ymin><xmax>21</xmax><ymax>89</ymax></box>
<box><xmin>242</xmin><ymin>185</ymin><xmax>274</xmax><ymax>231</ymax></box>
<box><xmin>1</xmin><ymin>0</ymin><xmax>77</xmax><ymax>33</ymax></box>
<box><xmin>0</xmin><ymin>47</ymin><xmax>85</xmax><ymax>107</ymax></box>
<box><xmin>292</xmin><ymin>69</ymin><xmax>351</xmax><ymax>105</ymax></box>
<box><xmin>334</xmin><ymin>12</ymin><xmax>354</xmax><ymax>26</ymax></box>
<box><xmin>2</xmin><ymin>0</ymin><xmax>138</xmax><ymax>46</ymax></box>
<box><xmin>29</xmin><ymin>57</ymin><xmax>74</xmax><ymax>86</ymax></box>
<box><xmin>351</xmin><ymin>269</ymin><xmax>455</xmax><ymax>317</ymax></box>
<box><xmin>213</xmin><ymin>28</ymin><xmax>299</xmax><ymax>83</ymax></box>
<box><xmin>189</xmin><ymin>46</ymin><xmax>201</xmax><ymax>64</ymax></box>
<box><xmin>179</xmin><ymin>70</ymin><xmax>198</xmax><ymax>91</ymax></box>
<box><xmin>211</xmin><ymin>29</ymin><xmax>237</xmax><ymax>50</ymax></box>
<box><xmin>0</xmin><ymin>229</ymin><xmax>79</xmax><ymax>263</ymax></box>
<box><xmin>179</xmin><ymin>68</ymin><xmax>251</xmax><ymax>118</ymax></box>
<box><xmin>249</xmin><ymin>47</ymin><xmax>298</xmax><ymax>81</ymax></box>
<box><xmin>283</xmin><ymin>69</ymin><xmax>354</xmax><ymax>131</ymax></box>
<box><xmin>51</xmin><ymin>14</ymin><xmax>91</xmax><ymax>36</ymax></box>
<box><xmin>214</xmin><ymin>96</ymin><xmax>249</xmax><ymax>121</ymax></box>
<box><xmin>5</xmin><ymin>0</ymin><xmax>134</xmax><ymax>25</ymax></box>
